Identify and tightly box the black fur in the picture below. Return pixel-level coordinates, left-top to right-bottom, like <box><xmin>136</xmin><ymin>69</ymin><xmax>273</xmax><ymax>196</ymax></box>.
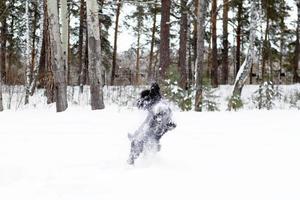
<box><xmin>128</xmin><ymin>83</ymin><xmax>176</xmax><ymax>165</ymax></box>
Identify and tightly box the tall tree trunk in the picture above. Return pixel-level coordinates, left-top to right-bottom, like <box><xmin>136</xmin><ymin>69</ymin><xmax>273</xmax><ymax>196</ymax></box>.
<box><xmin>86</xmin><ymin>0</ymin><xmax>104</xmax><ymax>110</ymax></box>
<box><xmin>192</xmin><ymin>0</ymin><xmax>199</xmax><ymax>69</ymax></box>
<box><xmin>159</xmin><ymin>0</ymin><xmax>171</xmax><ymax>80</ymax></box>
<box><xmin>148</xmin><ymin>1</ymin><xmax>157</xmax><ymax>82</ymax></box>
<box><xmin>61</xmin><ymin>0</ymin><xmax>69</xmax><ymax>84</ymax></box>
<box><xmin>78</xmin><ymin>0</ymin><xmax>87</xmax><ymax>93</ymax></box>
<box><xmin>178</xmin><ymin>0</ymin><xmax>188</xmax><ymax>89</ymax></box>
<box><xmin>0</xmin><ymin>19</ymin><xmax>3</xmax><ymax>111</ymax></box>
<box><xmin>195</xmin><ymin>0</ymin><xmax>206</xmax><ymax>111</ymax></box>
<box><xmin>30</xmin><ymin>0</ymin><xmax>44</xmax><ymax>95</ymax></box>
<box><xmin>25</xmin><ymin>0</ymin><xmax>31</xmax><ymax>104</ymax></box>
<box><xmin>228</xmin><ymin>1</ymin><xmax>258</xmax><ymax>110</ymax></box>
<box><xmin>111</xmin><ymin>0</ymin><xmax>121</xmax><ymax>85</ymax></box>
<box><xmin>262</xmin><ymin>15</ymin><xmax>270</xmax><ymax>81</ymax></box>
<box><xmin>295</xmin><ymin>1</ymin><xmax>300</xmax><ymax>83</ymax></box>
<box><xmin>0</xmin><ymin>65</ymin><xmax>2</xmax><ymax>111</ymax></box>
<box><xmin>222</xmin><ymin>0</ymin><xmax>229</xmax><ymax>84</ymax></box>
<box><xmin>0</xmin><ymin>1</ymin><xmax>7</xmax><ymax>83</ymax></box>
<box><xmin>236</xmin><ymin>0</ymin><xmax>243</xmax><ymax>77</ymax></box>
<box><xmin>47</xmin><ymin>0</ymin><xmax>68</xmax><ymax>112</ymax></box>
<box><xmin>211</xmin><ymin>0</ymin><xmax>218</xmax><ymax>87</ymax></box>
<box><xmin>136</xmin><ymin>28</ymin><xmax>141</xmax><ymax>85</ymax></box>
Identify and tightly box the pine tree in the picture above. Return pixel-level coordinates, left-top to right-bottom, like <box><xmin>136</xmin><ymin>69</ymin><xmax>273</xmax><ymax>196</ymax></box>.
<box><xmin>195</xmin><ymin>0</ymin><xmax>207</xmax><ymax>111</ymax></box>
<box><xmin>178</xmin><ymin>0</ymin><xmax>188</xmax><ymax>90</ymax></box>
<box><xmin>111</xmin><ymin>0</ymin><xmax>122</xmax><ymax>85</ymax></box>
<box><xmin>159</xmin><ymin>0</ymin><xmax>171</xmax><ymax>81</ymax></box>
<box><xmin>211</xmin><ymin>0</ymin><xmax>218</xmax><ymax>87</ymax></box>
<box><xmin>222</xmin><ymin>0</ymin><xmax>229</xmax><ymax>84</ymax></box>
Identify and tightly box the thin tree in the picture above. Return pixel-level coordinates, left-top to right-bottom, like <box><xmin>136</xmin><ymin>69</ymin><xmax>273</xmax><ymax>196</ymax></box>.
<box><xmin>0</xmin><ymin>20</ymin><xmax>3</xmax><ymax>111</ymax></box>
<box><xmin>222</xmin><ymin>0</ymin><xmax>229</xmax><ymax>84</ymax></box>
<box><xmin>86</xmin><ymin>0</ymin><xmax>105</xmax><ymax>110</ymax></box>
<box><xmin>30</xmin><ymin>0</ymin><xmax>44</xmax><ymax>95</ymax></box>
<box><xmin>236</xmin><ymin>0</ymin><xmax>243</xmax><ymax>77</ymax></box>
<box><xmin>195</xmin><ymin>0</ymin><xmax>206</xmax><ymax>111</ymax></box>
<box><xmin>159</xmin><ymin>0</ymin><xmax>171</xmax><ymax>80</ymax></box>
<box><xmin>211</xmin><ymin>0</ymin><xmax>218</xmax><ymax>87</ymax></box>
<box><xmin>295</xmin><ymin>0</ymin><xmax>300</xmax><ymax>82</ymax></box>
<box><xmin>0</xmin><ymin>0</ymin><xmax>7</xmax><ymax>82</ymax></box>
<box><xmin>148</xmin><ymin>0</ymin><xmax>158</xmax><ymax>82</ymax></box>
<box><xmin>47</xmin><ymin>0</ymin><xmax>68</xmax><ymax>112</ymax></box>
<box><xmin>111</xmin><ymin>0</ymin><xmax>121</xmax><ymax>85</ymax></box>
<box><xmin>228</xmin><ymin>1</ymin><xmax>258</xmax><ymax>110</ymax></box>
<box><xmin>25</xmin><ymin>0</ymin><xmax>31</xmax><ymax>104</ymax></box>
<box><xmin>178</xmin><ymin>0</ymin><xmax>188</xmax><ymax>89</ymax></box>
<box><xmin>78</xmin><ymin>0</ymin><xmax>87</xmax><ymax>93</ymax></box>
<box><xmin>0</xmin><ymin>67</ymin><xmax>2</xmax><ymax>111</ymax></box>
<box><xmin>61</xmin><ymin>0</ymin><xmax>69</xmax><ymax>84</ymax></box>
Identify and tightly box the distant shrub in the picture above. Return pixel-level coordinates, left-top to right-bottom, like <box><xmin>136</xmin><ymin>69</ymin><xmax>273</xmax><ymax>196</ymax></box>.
<box><xmin>201</xmin><ymin>84</ymin><xmax>220</xmax><ymax>112</ymax></box>
<box><xmin>252</xmin><ymin>81</ymin><xmax>282</xmax><ymax>110</ymax></box>
<box><xmin>228</xmin><ymin>94</ymin><xmax>244</xmax><ymax>111</ymax></box>
<box><xmin>285</xmin><ymin>90</ymin><xmax>300</xmax><ymax>109</ymax></box>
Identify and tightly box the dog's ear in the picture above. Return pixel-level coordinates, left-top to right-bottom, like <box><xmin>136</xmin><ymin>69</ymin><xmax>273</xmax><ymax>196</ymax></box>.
<box><xmin>150</xmin><ymin>83</ymin><xmax>161</xmax><ymax>100</ymax></box>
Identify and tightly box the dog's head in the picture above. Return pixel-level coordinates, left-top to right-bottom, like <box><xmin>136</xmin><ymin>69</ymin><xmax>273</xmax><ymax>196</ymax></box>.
<box><xmin>137</xmin><ymin>83</ymin><xmax>161</xmax><ymax>110</ymax></box>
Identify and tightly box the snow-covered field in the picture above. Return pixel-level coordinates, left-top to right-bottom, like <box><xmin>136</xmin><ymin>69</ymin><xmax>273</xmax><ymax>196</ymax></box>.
<box><xmin>1</xmin><ymin>106</ymin><xmax>300</xmax><ymax>200</ymax></box>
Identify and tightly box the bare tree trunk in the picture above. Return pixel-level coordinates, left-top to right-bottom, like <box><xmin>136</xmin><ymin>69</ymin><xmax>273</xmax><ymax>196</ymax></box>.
<box><xmin>148</xmin><ymin>0</ymin><xmax>157</xmax><ymax>82</ymax></box>
<box><xmin>211</xmin><ymin>0</ymin><xmax>218</xmax><ymax>87</ymax></box>
<box><xmin>47</xmin><ymin>0</ymin><xmax>68</xmax><ymax>112</ymax></box>
<box><xmin>192</xmin><ymin>0</ymin><xmax>199</xmax><ymax>68</ymax></box>
<box><xmin>61</xmin><ymin>0</ymin><xmax>69</xmax><ymax>84</ymax></box>
<box><xmin>159</xmin><ymin>0</ymin><xmax>171</xmax><ymax>80</ymax></box>
<box><xmin>111</xmin><ymin>0</ymin><xmax>121</xmax><ymax>85</ymax></box>
<box><xmin>0</xmin><ymin>69</ymin><xmax>2</xmax><ymax>111</ymax></box>
<box><xmin>228</xmin><ymin>1</ymin><xmax>258</xmax><ymax>110</ymax></box>
<box><xmin>30</xmin><ymin>0</ymin><xmax>44</xmax><ymax>95</ymax></box>
<box><xmin>0</xmin><ymin>20</ymin><xmax>3</xmax><ymax>111</ymax></box>
<box><xmin>262</xmin><ymin>14</ymin><xmax>270</xmax><ymax>81</ymax></box>
<box><xmin>195</xmin><ymin>0</ymin><xmax>206</xmax><ymax>111</ymax></box>
<box><xmin>136</xmin><ymin>28</ymin><xmax>141</xmax><ymax>85</ymax></box>
<box><xmin>86</xmin><ymin>0</ymin><xmax>104</xmax><ymax>110</ymax></box>
<box><xmin>78</xmin><ymin>0</ymin><xmax>87</xmax><ymax>93</ymax></box>
<box><xmin>295</xmin><ymin>1</ymin><xmax>300</xmax><ymax>83</ymax></box>
<box><xmin>236</xmin><ymin>0</ymin><xmax>243</xmax><ymax>77</ymax></box>
<box><xmin>0</xmin><ymin>1</ymin><xmax>7</xmax><ymax>83</ymax></box>
<box><xmin>25</xmin><ymin>0</ymin><xmax>31</xmax><ymax>104</ymax></box>
<box><xmin>178</xmin><ymin>0</ymin><xmax>188</xmax><ymax>89</ymax></box>
<box><xmin>222</xmin><ymin>0</ymin><xmax>229</xmax><ymax>84</ymax></box>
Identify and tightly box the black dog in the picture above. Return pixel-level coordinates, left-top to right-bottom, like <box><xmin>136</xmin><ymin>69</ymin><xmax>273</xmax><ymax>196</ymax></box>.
<box><xmin>127</xmin><ymin>83</ymin><xmax>176</xmax><ymax>165</ymax></box>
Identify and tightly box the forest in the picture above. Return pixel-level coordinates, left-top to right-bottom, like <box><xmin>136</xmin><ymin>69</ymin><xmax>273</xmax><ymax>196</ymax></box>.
<box><xmin>0</xmin><ymin>0</ymin><xmax>300</xmax><ymax>112</ymax></box>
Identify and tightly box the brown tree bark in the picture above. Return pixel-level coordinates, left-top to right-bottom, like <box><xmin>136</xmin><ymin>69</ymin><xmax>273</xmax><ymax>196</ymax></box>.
<box><xmin>211</xmin><ymin>0</ymin><xmax>218</xmax><ymax>87</ymax></box>
<box><xmin>0</xmin><ymin>1</ymin><xmax>7</xmax><ymax>83</ymax></box>
<box><xmin>295</xmin><ymin>1</ymin><xmax>300</xmax><ymax>83</ymax></box>
<box><xmin>159</xmin><ymin>0</ymin><xmax>171</xmax><ymax>80</ymax></box>
<box><xmin>78</xmin><ymin>0</ymin><xmax>88</xmax><ymax>93</ymax></box>
<box><xmin>111</xmin><ymin>0</ymin><xmax>121</xmax><ymax>85</ymax></box>
<box><xmin>178</xmin><ymin>0</ymin><xmax>188</xmax><ymax>89</ymax></box>
<box><xmin>222</xmin><ymin>0</ymin><xmax>229</xmax><ymax>84</ymax></box>
<box><xmin>236</xmin><ymin>0</ymin><xmax>243</xmax><ymax>77</ymax></box>
<box><xmin>195</xmin><ymin>0</ymin><xmax>206</xmax><ymax>111</ymax></box>
<box><xmin>148</xmin><ymin>0</ymin><xmax>157</xmax><ymax>82</ymax></box>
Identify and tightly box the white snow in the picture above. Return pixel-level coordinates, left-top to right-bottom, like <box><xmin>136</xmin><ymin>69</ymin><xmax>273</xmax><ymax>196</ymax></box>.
<box><xmin>0</xmin><ymin>106</ymin><xmax>300</xmax><ymax>200</ymax></box>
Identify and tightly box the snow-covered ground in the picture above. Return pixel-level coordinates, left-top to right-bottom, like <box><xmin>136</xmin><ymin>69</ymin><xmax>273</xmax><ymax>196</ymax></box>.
<box><xmin>1</xmin><ymin>107</ymin><xmax>299</xmax><ymax>200</ymax></box>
